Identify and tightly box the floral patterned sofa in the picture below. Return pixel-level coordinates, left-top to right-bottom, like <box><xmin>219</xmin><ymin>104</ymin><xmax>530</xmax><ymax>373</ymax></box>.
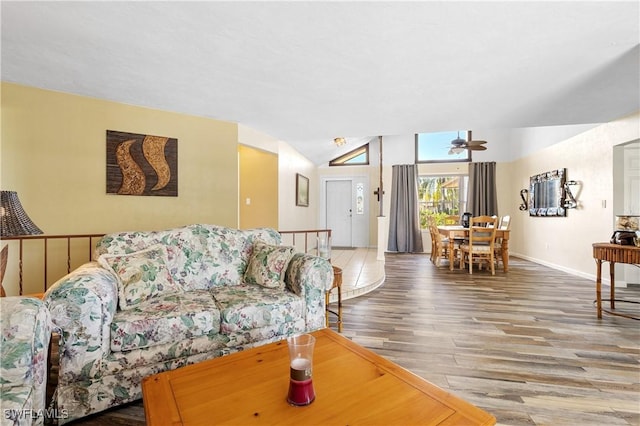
<box><xmin>43</xmin><ymin>224</ymin><xmax>333</xmax><ymax>423</ymax></box>
<box><xmin>0</xmin><ymin>297</ymin><xmax>52</xmax><ymax>426</ymax></box>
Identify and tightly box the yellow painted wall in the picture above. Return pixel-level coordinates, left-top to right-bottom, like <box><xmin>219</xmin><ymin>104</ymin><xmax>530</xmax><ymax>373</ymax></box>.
<box><xmin>238</xmin><ymin>145</ymin><xmax>278</xmax><ymax>229</ymax></box>
<box><xmin>1</xmin><ymin>82</ymin><xmax>240</xmax><ymax>294</ymax></box>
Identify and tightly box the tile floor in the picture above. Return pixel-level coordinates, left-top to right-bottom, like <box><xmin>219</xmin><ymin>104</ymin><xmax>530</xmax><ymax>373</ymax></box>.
<box><xmin>328</xmin><ymin>247</ymin><xmax>385</xmax><ymax>302</ymax></box>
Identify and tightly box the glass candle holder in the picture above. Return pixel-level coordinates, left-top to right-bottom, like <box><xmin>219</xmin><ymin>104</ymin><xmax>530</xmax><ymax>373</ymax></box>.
<box><xmin>317</xmin><ymin>236</ymin><xmax>331</xmax><ymax>260</ymax></box>
<box><xmin>286</xmin><ymin>334</ymin><xmax>316</xmax><ymax>406</ymax></box>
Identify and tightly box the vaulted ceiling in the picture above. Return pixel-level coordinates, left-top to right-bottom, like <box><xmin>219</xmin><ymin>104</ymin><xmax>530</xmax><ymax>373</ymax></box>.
<box><xmin>2</xmin><ymin>1</ymin><xmax>638</xmax><ymax>164</ymax></box>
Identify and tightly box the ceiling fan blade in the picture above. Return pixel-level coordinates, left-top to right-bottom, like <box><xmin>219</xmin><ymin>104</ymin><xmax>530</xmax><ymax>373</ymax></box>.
<box><xmin>467</xmin><ymin>145</ymin><xmax>487</xmax><ymax>151</ymax></box>
<box><xmin>467</xmin><ymin>140</ymin><xmax>487</xmax><ymax>146</ymax></box>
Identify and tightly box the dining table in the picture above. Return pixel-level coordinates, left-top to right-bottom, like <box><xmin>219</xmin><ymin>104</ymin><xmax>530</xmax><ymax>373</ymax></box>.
<box><xmin>437</xmin><ymin>225</ymin><xmax>511</xmax><ymax>272</ymax></box>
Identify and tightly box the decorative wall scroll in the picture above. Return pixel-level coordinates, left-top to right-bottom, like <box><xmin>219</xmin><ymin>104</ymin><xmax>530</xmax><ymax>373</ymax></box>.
<box><xmin>296</xmin><ymin>173</ymin><xmax>309</xmax><ymax>207</ymax></box>
<box><xmin>106</xmin><ymin>130</ymin><xmax>178</xmax><ymax>196</ymax></box>
<box><xmin>519</xmin><ymin>189</ymin><xmax>529</xmax><ymax>211</ymax></box>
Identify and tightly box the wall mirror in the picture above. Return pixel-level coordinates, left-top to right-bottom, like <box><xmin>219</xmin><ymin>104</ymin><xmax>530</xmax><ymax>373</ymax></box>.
<box><xmin>529</xmin><ymin>168</ymin><xmax>567</xmax><ymax>216</ymax></box>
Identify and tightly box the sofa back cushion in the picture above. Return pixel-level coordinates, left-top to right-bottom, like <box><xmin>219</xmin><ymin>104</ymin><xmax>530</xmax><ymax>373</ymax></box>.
<box><xmin>243</xmin><ymin>241</ymin><xmax>295</xmax><ymax>290</ymax></box>
<box><xmin>95</xmin><ymin>224</ymin><xmax>281</xmax><ymax>291</ymax></box>
<box><xmin>98</xmin><ymin>244</ymin><xmax>182</xmax><ymax>310</ymax></box>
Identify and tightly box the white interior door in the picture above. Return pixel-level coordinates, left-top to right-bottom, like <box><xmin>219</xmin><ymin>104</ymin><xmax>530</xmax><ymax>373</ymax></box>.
<box><xmin>622</xmin><ymin>142</ymin><xmax>640</xmax><ymax>285</ymax></box>
<box><xmin>326</xmin><ymin>180</ymin><xmax>352</xmax><ymax>247</ymax></box>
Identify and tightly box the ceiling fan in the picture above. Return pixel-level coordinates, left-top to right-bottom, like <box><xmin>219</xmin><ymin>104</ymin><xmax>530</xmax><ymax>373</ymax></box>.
<box><xmin>448</xmin><ymin>132</ymin><xmax>487</xmax><ymax>155</ymax></box>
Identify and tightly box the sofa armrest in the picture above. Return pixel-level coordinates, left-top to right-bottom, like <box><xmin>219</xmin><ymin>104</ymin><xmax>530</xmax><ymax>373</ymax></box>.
<box><xmin>285</xmin><ymin>254</ymin><xmax>334</xmax><ymax>331</ymax></box>
<box><xmin>0</xmin><ymin>296</ymin><xmax>52</xmax><ymax>419</ymax></box>
<box><xmin>44</xmin><ymin>262</ymin><xmax>118</xmax><ymax>383</ymax></box>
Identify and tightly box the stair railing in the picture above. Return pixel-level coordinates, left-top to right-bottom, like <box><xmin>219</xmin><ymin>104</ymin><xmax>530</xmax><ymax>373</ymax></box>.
<box><xmin>1</xmin><ymin>229</ymin><xmax>331</xmax><ymax>296</ymax></box>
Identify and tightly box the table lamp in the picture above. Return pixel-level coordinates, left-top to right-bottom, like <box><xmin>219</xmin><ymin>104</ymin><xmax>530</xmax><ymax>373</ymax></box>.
<box><xmin>0</xmin><ymin>190</ymin><xmax>43</xmax><ymax>296</ymax></box>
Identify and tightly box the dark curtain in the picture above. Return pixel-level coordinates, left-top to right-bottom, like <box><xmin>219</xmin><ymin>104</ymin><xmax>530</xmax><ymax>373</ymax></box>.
<box><xmin>467</xmin><ymin>161</ymin><xmax>498</xmax><ymax>216</ymax></box>
<box><xmin>387</xmin><ymin>164</ymin><xmax>424</xmax><ymax>253</ymax></box>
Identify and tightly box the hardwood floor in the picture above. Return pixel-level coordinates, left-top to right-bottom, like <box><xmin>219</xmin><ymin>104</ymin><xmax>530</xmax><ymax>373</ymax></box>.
<box><xmin>344</xmin><ymin>254</ymin><xmax>639</xmax><ymax>426</ymax></box>
<box><xmin>58</xmin><ymin>254</ymin><xmax>639</xmax><ymax>425</ymax></box>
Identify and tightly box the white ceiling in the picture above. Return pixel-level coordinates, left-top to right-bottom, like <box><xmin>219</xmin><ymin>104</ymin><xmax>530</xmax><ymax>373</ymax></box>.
<box><xmin>2</xmin><ymin>1</ymin><xmax>638</xmax><ymax>165</ymax></box>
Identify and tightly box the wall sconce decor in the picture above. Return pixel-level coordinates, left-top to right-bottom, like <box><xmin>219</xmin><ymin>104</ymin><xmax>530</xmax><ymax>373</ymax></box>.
<box><xmin>519</xmin><ymin>189</ymin><xmax>528</xmax><ymax>211</ymax></box>
<box><xmin>563</xmin><ymin>180</ymin><xmax>580</xmax><ymax>209</ymax></box>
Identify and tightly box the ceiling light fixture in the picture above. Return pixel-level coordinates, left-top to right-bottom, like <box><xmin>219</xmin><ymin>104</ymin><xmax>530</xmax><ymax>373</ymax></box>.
<box><xmin>333</xmin><ymin>137</ymin><xmax>346</xmax><ymax>147</ymax></box>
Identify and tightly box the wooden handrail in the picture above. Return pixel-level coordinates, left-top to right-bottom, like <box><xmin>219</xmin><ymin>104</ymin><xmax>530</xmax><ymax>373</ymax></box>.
<box><xmin>1</xmin><ymin>229</ymin><xmax>331</xmax><ymax>296</ymax></box>
<box><xmin>278</xmin><ymin>229</ymin><xmax>332</xmax><ymax>254</ymax></box>
<box><xmin>1</xmin><ymin>234</ymin><xmax>106</xmax><ymax>295</ymax></box>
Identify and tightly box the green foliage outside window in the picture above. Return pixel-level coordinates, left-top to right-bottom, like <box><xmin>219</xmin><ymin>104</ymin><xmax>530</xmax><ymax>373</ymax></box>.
<box><xmin>418</xmin><ymin>176</ymin><xmax>464</xmax><ymax>229</ymax></box>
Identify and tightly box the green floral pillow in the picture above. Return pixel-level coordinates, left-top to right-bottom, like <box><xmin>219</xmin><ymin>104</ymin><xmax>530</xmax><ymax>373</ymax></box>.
<box><xmin>244</xmin><ymin>241</ymin><xmax>295</xmax><ymax>290</ymax></box>
<box><xmin>98</xmin><ymin>245</ymin><xmax>181</xmax><ymax>310</ymax></box>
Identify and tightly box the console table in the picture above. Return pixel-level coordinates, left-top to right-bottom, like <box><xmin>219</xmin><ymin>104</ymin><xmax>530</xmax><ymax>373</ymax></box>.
<box><xmin>592</xmin><ymin>243</ymin><xmax>640</xmax><ymax>319</ymax></box>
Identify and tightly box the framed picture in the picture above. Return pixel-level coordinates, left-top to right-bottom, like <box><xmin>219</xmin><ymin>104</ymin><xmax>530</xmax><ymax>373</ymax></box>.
<box><xmin>106</xmin><ymin>130</ymin><xmax>178</xmax><ymax>196</ymax></box>
<box><xmin>296</xmin><ymin>173</ymin><xmax>309</xmax><ymax>207</ymax></box>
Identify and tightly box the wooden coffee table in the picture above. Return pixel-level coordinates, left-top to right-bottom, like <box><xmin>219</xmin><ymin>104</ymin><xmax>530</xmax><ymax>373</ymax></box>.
<box><xmin>142</xmin><ymin>329</ymin><xmax>495</xmax><ymax>425</ymax></box>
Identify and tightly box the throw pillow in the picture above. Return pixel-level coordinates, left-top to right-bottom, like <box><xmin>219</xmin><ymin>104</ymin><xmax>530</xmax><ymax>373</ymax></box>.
<box><xmin>244</xmin><ymin>240</ymin><xmax>295</xmax><ymax>290</ymax></box>
<box><xmin>98</xmin><ymin>245</ymin><xmax>181</xmax><ymax>310</ymax></box>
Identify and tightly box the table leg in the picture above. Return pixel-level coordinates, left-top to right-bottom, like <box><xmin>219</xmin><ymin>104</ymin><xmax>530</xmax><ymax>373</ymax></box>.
<box><xmin>448</xmin><ymin>238</ymin><xmax>455</xmax><ymax>271</ymax></box>
<box><xmin>595</xmin><ymin>259</ymin><xmax>602</xmax><ymax>319</ymax></box>
<box><xmin>609</xmin><ymin>261</ymin><xmax>616</xmax><ymax>310</ymax></box>
<box><xmin>325</xmin><ymin>291</ymin><xmax>330</xmax><ymax>328</ymax></box>
<box><xmin>501</xmin><ymin>240</ymin><xmax>509</xmax><ymax>272</ymax></box>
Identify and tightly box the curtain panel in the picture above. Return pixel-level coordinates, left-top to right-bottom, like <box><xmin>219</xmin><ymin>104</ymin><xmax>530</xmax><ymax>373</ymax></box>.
<box><xmin>467</xmin><ymin>161</ymin><xmax>498</xmax><ymax>216</ymax></box>
<box><xmin>387</xmin><ymin>164</ymin><xmax>424</xmax><ymax>253</ymax></box>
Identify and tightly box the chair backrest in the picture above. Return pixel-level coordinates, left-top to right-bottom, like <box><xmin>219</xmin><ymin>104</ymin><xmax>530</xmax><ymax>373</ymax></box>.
<box><xmin>468</xmin><ymin>215</ymin><xmax>498</xmax><ymax>248</ymax></box>
<box><xmin>428</xmin><ymin>220</ymin><xmax>441</xmax><ymax>242</ymax></box>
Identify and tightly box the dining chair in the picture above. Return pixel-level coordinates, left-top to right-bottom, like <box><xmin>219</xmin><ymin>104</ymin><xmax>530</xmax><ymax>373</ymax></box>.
<box><xmin>428</xmin><ymin>219</ymin><xmax>458</xmax><ymax>267</ymax></box>
<box><xmin>494</xmin><ymin>215</ymin><xmax>511</xmax><ymax>268</ymax></box>
<box><xmin>459</xmin><ymin>215</ymin><xmax>498</xmax><ymax>275</ymax></box>
<box><xmin>427</xmin><ymin>216</ymin><xmax>438</xmax><ymax>263</ymax></box>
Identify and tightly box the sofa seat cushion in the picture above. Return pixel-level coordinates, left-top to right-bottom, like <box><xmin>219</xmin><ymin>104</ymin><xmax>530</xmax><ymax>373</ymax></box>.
<box><xmin>110</xmin><ymin>291</ymin><xmax>221</xmax><ymax>352</ymax></box>
<box><xmin>213</xmin><ymin>284</ymin><xmax>304</xmax><ymax>334</ymax></box>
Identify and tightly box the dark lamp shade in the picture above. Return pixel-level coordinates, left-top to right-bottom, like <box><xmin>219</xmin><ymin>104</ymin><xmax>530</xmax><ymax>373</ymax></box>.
<box><xmin>0</xmin><ymin>191</ymin><xmax>43</xmax><ymax>237</ymax></box>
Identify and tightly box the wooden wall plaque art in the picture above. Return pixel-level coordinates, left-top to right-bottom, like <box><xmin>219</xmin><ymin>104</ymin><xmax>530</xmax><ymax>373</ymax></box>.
<box><xmin>106</xmin><ymin>130</ymin><xmax>178</xmax><ymax>196</ymax></box>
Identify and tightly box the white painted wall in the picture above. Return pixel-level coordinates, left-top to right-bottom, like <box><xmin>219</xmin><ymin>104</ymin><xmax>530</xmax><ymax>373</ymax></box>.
<box><xmin>613</xmin><ymin>140</ymin><xmax>640</xmax><ymax>285</ymax></box>
<box><xmin>508</xmin><ymin>112</ymin><xmax>639</xmax><ymax>281</ymax></box>
<box><xmin>276</xmin><ymin>141</ymin><xmax>318</xmax><ymax>232</ymax></box>
<box><xmin>238</xmin><ymin>124</ymin><xmax>318</xmax><ymax>232</ymax></box>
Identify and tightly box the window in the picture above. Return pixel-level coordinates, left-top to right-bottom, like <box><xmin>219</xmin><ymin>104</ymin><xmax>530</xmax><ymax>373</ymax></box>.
<box><xmin>415</xmin><ymin>130</ymin><xmax>471</xmax><ymax>163</ymax></box>
<box><xmin>329</xmin><ymin>144</ymin><xmax>369</xmax><ymax>166</ymax></box>
<box><xmin>418</xmin><ymin>175</ymin><xmax>468</xmax><ymax>229</ymax></box>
